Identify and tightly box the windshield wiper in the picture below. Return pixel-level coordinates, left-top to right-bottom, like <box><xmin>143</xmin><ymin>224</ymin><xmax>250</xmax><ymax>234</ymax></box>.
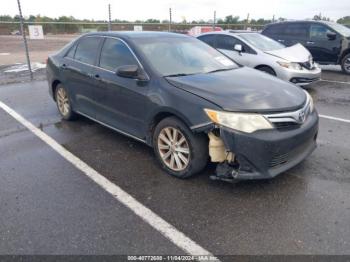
<box><xmin>164</xmin><ymin>73</ymin><xmax>196</xmax><ymax>77</ymax></box>
<box><xmin>207</xmin><ymin>68</ymin><xmax>234</xmax><ymax>74</ymax></box>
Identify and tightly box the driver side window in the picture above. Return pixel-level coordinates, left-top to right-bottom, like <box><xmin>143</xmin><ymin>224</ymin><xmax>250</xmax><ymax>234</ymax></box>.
<box><xmin>216</xmin><ymin>35</ymin><xmax>238</xmax><ymax>51</ymax></box>
<box><xmin>310</xmin><ymin>24</ymin><xmax>333</xmax><ymax>40</ymax></box>
<box><xmin>216</xmin><ymin>35</ymin><xmax>253</xmax><ymax>54</ymax></box>
<box><xmin>99</xmin><ymin>38</ymin><xmax>138</xmax><ymax>71</ymax></box>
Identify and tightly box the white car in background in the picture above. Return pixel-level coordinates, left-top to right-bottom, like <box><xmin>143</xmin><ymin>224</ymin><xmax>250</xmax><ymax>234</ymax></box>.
<box><xmin>197</xmin><ymin>31</ymin><xmax>321</xmax><ymax>86</ymax></box>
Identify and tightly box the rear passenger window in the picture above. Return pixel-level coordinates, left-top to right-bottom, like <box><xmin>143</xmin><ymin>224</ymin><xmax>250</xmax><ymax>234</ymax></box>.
<box><xmin>74</xmin><ymin>37</ymin><xmax>101</xmax><ymax>65</ymax></box>
<box><xmin>284</xmin><ymin>23</ymin><xmax>309</xmax><ymax>37</ymax></box>
<box><xmin>198</xmin><ymin>35</ymin><xmax>216</xmax><ymax>48</ymax></box>
<box><xmin>99</xmin><ymin>38</ymin><xmax>138</xmax><ymax>71</ymax></box>
<box><xmin>263</xmin><ymin>24</ymin><xmax>284</xmax><ymax>35</ymax></box>
<box><xmin>65</xmin><ymin>44</ymin><xmax>76</xmax><ymax>58</ymax></box>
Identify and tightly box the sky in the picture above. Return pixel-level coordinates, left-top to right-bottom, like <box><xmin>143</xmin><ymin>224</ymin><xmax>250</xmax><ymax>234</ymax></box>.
<box><xmin>2</xmin><ymin>0</ymin><xmax>350</xmax><ymax>22</ymax></box>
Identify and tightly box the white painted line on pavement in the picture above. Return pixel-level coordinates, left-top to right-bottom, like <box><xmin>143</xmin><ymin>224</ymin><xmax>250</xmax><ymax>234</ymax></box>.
<box><xmin>319</xmin><ymin>114</ymin><xmax>350</xmax><ymax>124</ymax></box>
<box><xmin>320</xmin><ymin>79</ymin><xmax>350</xmax><ymax>85</ymax></box>
<box><xmin>0</xmin><ymin>101</ymin><xmax>217</xmax><ymax>259</ymax></box>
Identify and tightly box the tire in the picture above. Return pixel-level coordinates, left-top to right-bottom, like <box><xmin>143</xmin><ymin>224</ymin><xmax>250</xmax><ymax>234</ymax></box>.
<box><xmin>55</xmin><ymin>84</ymin><xmax>77</xmax><ymax>121</ymax></box>
<box><xmin>341</xmin><ymin>53</ymin><xmax>350</xmax><ymax>75</ymax></box>
<box><xmin>153</xmin><ymin>117</ymin><xmax>208</xmax><ymax>178</ymax></box>
<box><xmin>257</xmin><ymin>66</ymin><xmax>276</xmax><ymax>76</ymax></box>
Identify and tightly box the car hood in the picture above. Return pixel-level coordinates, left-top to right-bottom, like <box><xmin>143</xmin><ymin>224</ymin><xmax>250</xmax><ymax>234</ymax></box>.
<box><xmin>166</xmin><ymin>67</ymin><xmax>306</xmax><ymax>113</ymax></box>
<box><xmin>264</xmin><ymin>43</ymin><xmax>311</xmax><ymax>63</ymax></box>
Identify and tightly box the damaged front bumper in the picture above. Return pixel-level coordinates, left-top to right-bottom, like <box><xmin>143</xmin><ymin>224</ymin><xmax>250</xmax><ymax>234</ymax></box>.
<box><xmin>214</xmin><ymin>110</ymin><xmax>319</xmax><ymax>180</ymax></box>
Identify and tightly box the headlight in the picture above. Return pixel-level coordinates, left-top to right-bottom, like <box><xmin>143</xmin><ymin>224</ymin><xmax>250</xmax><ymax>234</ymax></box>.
<box><xmin>304</xmin><ymin>91</ymin><xmax>314</xmax><ymax>112</ymax></box>
<box><xmin>204</xmin><ymin>109</ymin><xmax>273</xmax><ymax>133</ymax></box>
<box><xmin>277</xmin><ymin>61</ymin><xmax>302</xmax><ymax>70</ymax></box>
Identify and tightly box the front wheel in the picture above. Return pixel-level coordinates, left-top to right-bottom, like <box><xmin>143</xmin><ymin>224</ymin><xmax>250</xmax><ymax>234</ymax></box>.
<box><xmin>153</xmin><ymin>117</ymin><xmax>208</xmax><ymax>178</ymax></box>
<box><xmin>341</xmin><ymin>54</ymin><xmax>350</xmax><ymax>75</ymax></box>
<box><xmin>55</xmin><ymin>84</ymin><xmax>77</xmax><ymax>120</ymax></box>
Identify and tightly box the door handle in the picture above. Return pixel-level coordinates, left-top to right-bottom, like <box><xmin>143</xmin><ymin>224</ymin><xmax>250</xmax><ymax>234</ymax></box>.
<box><xmin>277</xmin><ymin>39</ymin><xmax>285</xmax><ymax>42</ymax></box>
<box><xmin>306</xmin><ymin>41</ymin><xmax>315</xmax><ymax>44</ymax></box>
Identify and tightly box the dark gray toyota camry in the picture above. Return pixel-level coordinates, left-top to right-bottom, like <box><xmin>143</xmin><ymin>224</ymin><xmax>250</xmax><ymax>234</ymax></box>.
<box><xmin>47</xmin><ymin>31</ymin><xmax>318</xmax><ymax>182</ymax></box>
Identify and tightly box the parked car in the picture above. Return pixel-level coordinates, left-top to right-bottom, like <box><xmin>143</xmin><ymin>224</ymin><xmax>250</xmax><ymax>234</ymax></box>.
<box><xmin>47</xmin><ymin>32</ymin><xmax>318</xmax><ymax>182</ymax></box>
<box><xmin>197</xmin><ymin>31</ymin><xmax>321</xmax><ymax>86</ymax></box>
<box><xmin>187</xmin><ymin>26</ymin><xmax>223</xmax><ymax>37</ymax></box>
<box><xmin>262</xmin><ymin>20</ymin><xmax>350</xmax><ymax>74</ymax></box>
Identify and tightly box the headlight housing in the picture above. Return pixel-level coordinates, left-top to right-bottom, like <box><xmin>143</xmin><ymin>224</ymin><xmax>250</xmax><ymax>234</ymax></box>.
<box><xmin>304</xmin><ymin>91</ymin><xmax>314</xmax><ymax>113</ymax></box>
<box><xmin>277</xmin><ymin>61</ymin><xmax>302</xmax><ymax>70</ymax></box>
<box><xmin>204</xmin><ymin>109</ymin><xmax>273</xmax><ymax>133</ymax></box>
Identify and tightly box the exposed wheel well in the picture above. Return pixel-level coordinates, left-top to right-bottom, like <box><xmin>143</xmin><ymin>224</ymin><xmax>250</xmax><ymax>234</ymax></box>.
<box><xmin>340</xmin><ymin>49</ymin><xmax>350</xmax><ymax>63</ymax></box>
<box><xmin>148</xmin><ymin>112</ymin><xmax>190</xmax><ymax>145</ymax></box>
<box><xmin>255</xmin><ymin>65</ymin><xmax>276</xmax><ymax>75</ymax></box>
<box><xmin>51</xmin><ymin>80</ymin><xmax>61</xmax><ymax>101</ymax></box>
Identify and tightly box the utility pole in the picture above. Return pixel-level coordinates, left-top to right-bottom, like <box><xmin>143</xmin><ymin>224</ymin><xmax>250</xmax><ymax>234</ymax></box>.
<box><xmin>169</xmin><ymin>8</ymin><xmax>172</xmax><ymax>32</ymax></box>
<box><xmin>213</xmin><ymin>10</ymin><xmax>216</xmax><ymax>30</ymax></box>
<box><xmin>245</xmin><ymin>13</ymin><xmax>250</xmax><ymax>30</ymax></box>
<box><xmin>108</xmin><ymin>4</ymin><xmax>112</xmax><ymax>31</ymax></box>
<box><xmin>272</xmin><ymin>14</ymin><xmax>275</xmax><ymax>23</ymax></box>
<box><xmin>17</xmin><ymin>0</ymin><xmax>33</xmax><ymax>81</ymax></box>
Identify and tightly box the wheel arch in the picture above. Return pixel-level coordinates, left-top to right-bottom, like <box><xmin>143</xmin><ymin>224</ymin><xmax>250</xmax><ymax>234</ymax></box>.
<box><xmin>339</xmin><ymin>48</ymin><xmax>350</xmax><ymax>64</ymax></box>
<box><xmin>147</xmin><ymin>109</ymin><xmax>193</xmax><ymax>146</ymax></box>
<box><xmin>254</xmin><ymin>64</ymin><xmax>277</xmax><ymax>76</ymax></box>
<box><xmin>51</xmin><ymin>79</ymin><xmax>61</xmax><ymax>101</ymax></box>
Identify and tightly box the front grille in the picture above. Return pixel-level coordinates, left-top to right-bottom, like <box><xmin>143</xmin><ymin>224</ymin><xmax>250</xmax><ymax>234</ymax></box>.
<box><xmin>269</xmin><ymin>137</ymin><xmax>314</xmax><ymax>168</ymax></box>
<box><xmin>273</xmin><ymin>121</ymin><xmax>300</xmax><ymax>130</ymax></box>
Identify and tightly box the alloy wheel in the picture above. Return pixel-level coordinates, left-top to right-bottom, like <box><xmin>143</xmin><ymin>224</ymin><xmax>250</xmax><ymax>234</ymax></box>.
<box><xmin>344</xmin><ymin>57</ymin><xmax>350</xmax><ymax>73</ymax></box>
<box><xmin>56</xmin><ymin>87</ymin><xmax>70</xmax><ymax>117</ymax></box>
<box><xmin>157</xmin><ymin>127</ymin><xmax>190</xmax><ymax>171</ymax></box>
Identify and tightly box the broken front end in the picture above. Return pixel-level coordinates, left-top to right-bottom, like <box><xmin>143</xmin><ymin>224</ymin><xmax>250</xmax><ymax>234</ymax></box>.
<box><xmin>205</xmin><ymin>108</ymin><xmax>318</xmax><ymax>183</ymax></box>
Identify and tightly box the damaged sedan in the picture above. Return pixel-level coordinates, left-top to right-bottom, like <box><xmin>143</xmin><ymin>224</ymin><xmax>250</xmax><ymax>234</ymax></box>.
<box><xmin>47</xmin><ymin>32</ymin><xmax>318</xmax><ymax>182</ymax></box>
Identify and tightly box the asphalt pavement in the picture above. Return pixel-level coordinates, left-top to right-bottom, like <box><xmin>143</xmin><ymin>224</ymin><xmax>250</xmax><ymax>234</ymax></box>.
<box><xmin>0</xmin><ymin>70</ymin><xmax>350</xmax><ymax>256</ymax></box>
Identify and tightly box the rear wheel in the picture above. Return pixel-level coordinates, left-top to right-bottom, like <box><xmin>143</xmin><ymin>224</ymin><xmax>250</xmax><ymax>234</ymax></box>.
<box><xmin>257</xmin><ymin>66</ymin><xmax>276</xmax><ymax>76</ymax></box>
<box><xmin>341</xmin><ymin>54</ymin><xmax>350</xmax><ymax>75</ymax></box>
<box><xmin>55</xmin><ymin>84</ymin><xmax>77</xmax><ymax>120</ymax></box>
<box><xmin>153</xmin><ymin>117</ymin><xmax>208</xmax><ymax>178</ymax></box>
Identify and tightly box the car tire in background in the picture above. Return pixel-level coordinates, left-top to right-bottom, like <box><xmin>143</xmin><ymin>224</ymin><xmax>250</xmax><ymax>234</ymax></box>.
<box><xmin>55</xmin><ymin>84</ymin><xmax>77</xmax><ymax>121</ymax></box>
<box><xmin>153</xmin><ymin>117</ymin><xmax>208</xmax><ymax>178</ymax></box>
<box><xmin>341</xmin><ymin>53</ymin><xmax>350</xmax><ymax>75</ymax></box>
<box><xmin>256</xmin><ymin>66</ymin><xmax>276</xmax><ymax>76</ymax></box>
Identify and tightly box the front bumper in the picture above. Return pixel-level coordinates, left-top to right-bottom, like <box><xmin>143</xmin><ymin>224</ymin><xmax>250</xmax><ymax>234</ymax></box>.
<box><xmin>219</xmin><ymin>110</ymin><xmax>319</xmax><ymax>180</ymax></box>
<box><xmin>277</xmin><ymin>66</ymin><xmax>321</xmax><ymax>86</ymax></box>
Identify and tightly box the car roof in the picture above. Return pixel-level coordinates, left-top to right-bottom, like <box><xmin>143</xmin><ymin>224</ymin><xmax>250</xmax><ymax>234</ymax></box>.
<box><xmin>264</xmin><ymin>20</ymin><xmax>337</xmax><ymax>27</ymax></box>
<box><xmin>198</xmin><ymin>31</ymin><xmax>259</xmax><ymax>37</ymax></box>
<box><xmin>82</xmin><ymin>31</ymin><xmax>188</xmax><ymax>41</ymax></box>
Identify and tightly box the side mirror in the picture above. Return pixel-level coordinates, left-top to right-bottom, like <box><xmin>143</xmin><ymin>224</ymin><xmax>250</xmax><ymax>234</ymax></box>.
<box><xmin>234</xmin><ymin>44</ymin><xmax>243</xmax><ymax>52</ymax></box>
<box><xmin>116</xmin><ymin>65</ymin><xmax>148</xmax><ymax>81</ymax></box>
<box><xmin>326</xmin><ymin>31</ymin><xmax>336</xmax><ymax>40</ymax></box>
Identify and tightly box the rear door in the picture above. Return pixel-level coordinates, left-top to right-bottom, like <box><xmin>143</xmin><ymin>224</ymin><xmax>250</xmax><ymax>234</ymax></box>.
<box><xmin>215</xmin><ymin>35</ymin><xmax>256</xmax><ymax>66</ymax></box>
<box><xmin>307</xmin><ymin>23</ymin><xmax>341</xmax><ymax>63</ymax></box>
<box><xmin>91</xmin><ymin>37</ymin><xmax>149</xmax><ymax>138</ymax></box>
<box><xmin>262</xmin><ymin>23</ymin><xmax>287</xmax><ymax>44</ymax></box>
<box><xmin>61</xmin><ymin>36</ymin><xmax>103</xmax><ymax>117</ymax></box>
<box><xmin>283</xmin><ymin>23</ymin><xmax>309</xmax><ymax>47</ymax></box>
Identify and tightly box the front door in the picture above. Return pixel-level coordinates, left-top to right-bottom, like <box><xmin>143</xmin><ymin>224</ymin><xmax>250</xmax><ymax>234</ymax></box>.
<box><xmin>307</xmin><ymin>23</ymin><xmax>342</xmax><ymax>63</ymax></box>
<box><xmin>91</xmin><ymin>37</ymin><xmax>149</xmax><ymax>139</ymax></box>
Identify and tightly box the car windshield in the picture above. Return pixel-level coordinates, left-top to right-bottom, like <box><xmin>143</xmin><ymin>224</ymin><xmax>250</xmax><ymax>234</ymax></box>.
<box><xmin>327</xmin><ymin>22</ymin><xmax>350</xmax><ymax>37</ymax></box>
<box><xmin>239</xmin><ymin>33</ymin><xmax>285</xmax><ymax>51</ymax></box>
<box><xmin>134</xmin><ymin>36</ymin><xmax>238</xmax><ymax>76</ymax></box>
